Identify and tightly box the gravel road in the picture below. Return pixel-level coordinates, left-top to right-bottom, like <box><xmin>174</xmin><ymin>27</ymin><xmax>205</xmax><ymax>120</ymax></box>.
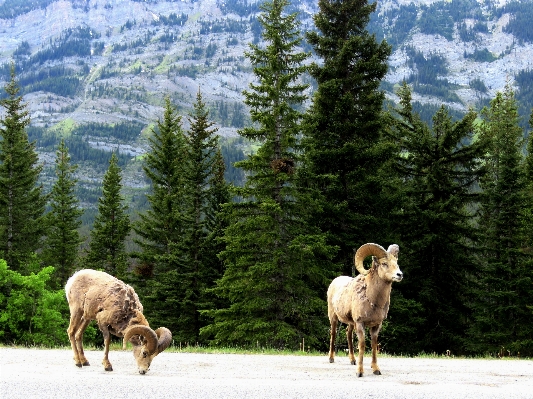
<box><xmin>1</xmin><ymin>347</ymin><xmax>532</xmax><ymax>399</ymax></box>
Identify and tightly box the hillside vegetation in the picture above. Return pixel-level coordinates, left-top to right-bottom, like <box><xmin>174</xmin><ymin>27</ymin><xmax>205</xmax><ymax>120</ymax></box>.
<box><xmin>1</xmin><ymin>0</ymin><xmax>533</xmax><ymax>358</ymax></box>
<box><xmin>1</xmin><ymin>0</ymin><xmax>532</xmax><ymax>213</ymax></box>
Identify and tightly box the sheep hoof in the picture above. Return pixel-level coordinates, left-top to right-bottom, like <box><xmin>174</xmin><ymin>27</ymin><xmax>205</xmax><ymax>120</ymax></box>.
<box><xmin>350</xmin><ymin>360</ymin><xmax>356</xmax><ymax>365</ymax></box>
<box><xmin>373</xmin><ymin>370</ymin><xmax>382</xmax><ymax>375</ymax></box>
<box><xmin>104</xmin><ymin>366</ymin><xmax>113</xmax><ymax>372</ymax></box>
<box><xmin>357</xmin><ymin>373</ymin><xmax>363</xmax><ymax>377</ymax></box>
<box><xmin>75</xmin><ymin>363</ymin><xmax>82</xmax><ymax>368</ymax></box>
<box><xmin>82</xmin><ymin>361</ymin><xmax>90</xmax><ymax>366</ymax></box>
<box><xmin>329</xmin><ymin>358</ymin><xmax>334</xmax><ymax>363</ymax></box>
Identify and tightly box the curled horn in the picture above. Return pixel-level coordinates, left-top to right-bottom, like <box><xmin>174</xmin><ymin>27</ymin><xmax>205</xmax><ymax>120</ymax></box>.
<box><xmin>155</xmin><ymin>327</ymin><xmax>173</xmax><ymax>354</ymax></box>
<box><xmin>354</xmin><ymin>243</ymin><xmax>387</xmax><ymax>275</ymax></box>
<box><xmin>122</xmin><ymin>325</ymin><xmax>158</xmax><ymax>355</ymax></box>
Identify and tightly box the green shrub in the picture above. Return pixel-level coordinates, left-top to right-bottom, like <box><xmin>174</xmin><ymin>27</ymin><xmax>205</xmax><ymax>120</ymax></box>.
<box><xmin>0</xmin><ymin>259</ymin><xmax>69</xmax><ymax>346</ymax></box>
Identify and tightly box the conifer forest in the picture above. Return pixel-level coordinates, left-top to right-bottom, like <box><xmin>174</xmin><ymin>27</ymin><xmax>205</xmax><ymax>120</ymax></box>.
<box><xmin>1</xmin><ymin>0</ymin><xmax>533</xmax><ymax>357</ymax></box>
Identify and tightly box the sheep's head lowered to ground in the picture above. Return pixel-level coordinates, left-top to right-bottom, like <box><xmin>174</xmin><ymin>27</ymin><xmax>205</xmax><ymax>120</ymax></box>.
<box><xmin>123</xmin><ymin>324</ymin><xmax>173</xmax><ymax>374</ymax></box>
<box><xmin>327</xmin><ymin>243</ymin><xmax>402</xmax><ymax>377</ymax></box>
<box><xmin>65</xmin><ymin>269</ymin><xmax>172</xmax><ymax>374</ymax></box>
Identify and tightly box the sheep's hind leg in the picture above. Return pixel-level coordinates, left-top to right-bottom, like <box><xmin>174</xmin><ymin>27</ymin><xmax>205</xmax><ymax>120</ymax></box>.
<box><xmin>67</xmin><ymin>310</ymin><xmax>90</xmax><ymax>367</ymax></box>
<box><xmin>370</xmin><ymin>324</ymin><xmax>382</xmax><ymax>375</ymax></box>
<box><xmin>328</xmin><ymin>317</ymin><xmax>338</xmax><ymax>363</ymax></box>
<box><xmin>355</xmin><ymin>322</ymin><xmax>365</xmax><ymax>377</ymax></box>
<box><xmin>74</xmin><ymin>318</ymin><xmax>91</xmax><ymax>366</ymax></box>
<box><xmin>67</xmin><ymin>320</ymin><xmax>82</xmax><ymax>367</ymax></box>
<box><xmin>346</xmin><ymin>324</ymin><xmax>356</xmax><ymax>365</ymax></box>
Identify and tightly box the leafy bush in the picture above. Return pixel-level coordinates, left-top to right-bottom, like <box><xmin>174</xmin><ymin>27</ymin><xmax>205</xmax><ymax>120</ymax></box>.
<box><xmin>0</xmin><ymin>259</ymin><xmax>69</xmax><ymax>346</ymax></box>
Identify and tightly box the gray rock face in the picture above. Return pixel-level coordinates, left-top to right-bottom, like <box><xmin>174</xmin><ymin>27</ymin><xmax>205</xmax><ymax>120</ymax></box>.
<box><xmin>0</xmin><ymin>0</ymin><xmax>531</xmax><ymax>197</ymax></box>
<box><xmin>1</xmin><ymin>0</ymin><xmax>530</xmax><ymax>127</ymax></box>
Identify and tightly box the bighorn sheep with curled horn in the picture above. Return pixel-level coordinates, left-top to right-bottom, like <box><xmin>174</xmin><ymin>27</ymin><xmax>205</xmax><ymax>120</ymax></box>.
<box><xmin>327</xmin><ymin>243</ymin><xmax>402</xmax><ymax>377</ymax></box>
<box><xmin>65</xmin><ymin>269</ymin><xmax>172</xmax><ymax>374</ymax></box>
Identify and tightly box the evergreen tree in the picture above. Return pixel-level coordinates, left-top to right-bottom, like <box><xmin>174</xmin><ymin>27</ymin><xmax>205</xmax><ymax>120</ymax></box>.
<box><xmin>526</xmin><ymin>109</ymin><xmax>533</xmax><ymax>182</ymax></box>
<box><xmin>202</xmin><ymin>0</ymin><xmax>335</xmax><ymax>349</ymax></box>
<box><xmin>202</xmin><ymin>148</ymin><xmax>231</xmax><ymax>313</ymax></box>
<box><xmin>303</xmin><ymin>0</ymin><xmax>395</xmax><ymax>276</ymax></box>
<box><xmin>0</xmin><ymin>64</ymin><xmax>46</xmax><ymax>272</ymax></box>
<box><xmin>517</xmin><ymin>108</ymin><xmax>533</xmax><ymax>356</ymax></box>
<box><xmin>132</xmin><ymin>98</ymin><xmax>187</xmax><ymax>336</ymax></box>
<box><xmin>150</xmin><ymin>89</ymin><xmax>226</xmax><ymax>343</ymax></box>
<box><xmin>86</xmin><ymin>153</ymin><xmax>130</xmax><ymax>278</ymax></box>
<box><xmin>390</xmin><ymin>83</ymin><xmax>486</xmax><ymax>354</ymax></box>
<box><xmin>42</xmin><ymin>139</ymin><xmax>83</xmax><ymax>289</ymax></box>
<box><xmin>134</xmin><ymin>98</ymin><xmax>186</xmax><ymax>276</ymax></box>
<box><xmin>469</xmin><ymin>85</ymin><xmax>533</xmax><ymax>355</ymax></box>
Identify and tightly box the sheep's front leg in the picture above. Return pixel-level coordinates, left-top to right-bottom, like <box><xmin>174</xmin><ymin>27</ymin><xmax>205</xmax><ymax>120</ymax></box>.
<box><xmin>100</xmin><ymin>325</ymin><xmax>113</xmax><ymax>371</ymax></box>
<box><xmin>328</xmin><ymin>316</ymin><xmax>338</xmax><ymax>363</ymax></box>
<box><xmin>346</xmin><ymin>324</ymin><xmax>356</xmax><ymax>365</ymax></box>
<box><xmin>370</xmin><ymin>324</ymin><xmax>382</xmax><ymax>375</ymax></box>
<box><xmin>355</xmin><ymin>322</ymin><xmax>365</xmax><ymax>377</ymax></box>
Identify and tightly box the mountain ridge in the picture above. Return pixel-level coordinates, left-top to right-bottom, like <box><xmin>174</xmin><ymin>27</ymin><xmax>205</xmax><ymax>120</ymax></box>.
<box><xmin>1</xmin><ymin>0</ymin><xmax>532</xmax><ymax>218</ymax></box>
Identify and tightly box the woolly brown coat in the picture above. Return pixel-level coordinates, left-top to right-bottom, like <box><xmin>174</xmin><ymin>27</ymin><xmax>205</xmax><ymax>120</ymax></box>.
<box><xmin>65</xmin><ymin>269</ymin><xmax>172</xmax><ymax>374</ymax></box>
<box><xmin>327</xmin><ymin>244</ymin><xmax>403</xmax><ymax>377</ymax></box>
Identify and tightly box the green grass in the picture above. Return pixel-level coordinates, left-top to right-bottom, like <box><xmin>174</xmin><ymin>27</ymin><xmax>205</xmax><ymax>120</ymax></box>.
<box><xmin>1</xmin><ymin>342</ymin><xmax>530</xmax><ymax>360</ymax></box>
<box><xmin>48</xmin><ymin>117</ymin><xmax>77</xmax><ymax>137</ymax></box>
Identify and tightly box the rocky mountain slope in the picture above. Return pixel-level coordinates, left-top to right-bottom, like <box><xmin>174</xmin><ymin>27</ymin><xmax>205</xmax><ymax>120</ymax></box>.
<box><xmin>0</xmin><ymin>0</ymin><xmax>532</xmax><ymax>216</ymax></box>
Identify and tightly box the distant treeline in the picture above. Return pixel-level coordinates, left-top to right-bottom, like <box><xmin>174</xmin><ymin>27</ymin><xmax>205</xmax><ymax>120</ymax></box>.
<box><xmin>0</xmin><ymin>0</ymin><xmax>54</xmax><ymax>19</ymax></box>
<box><xmin>29</xmin><ymin>120</ymin><xmax>246</xmax><ymax>200</ymax></box>
<box><xmin>498</xmin><ymin>1</ymin><xmax>533</xmax><ymax>44</ymax></box>
<box><xmin>217</xmin><ymin>0</ymin><xmax>260</xmax><ymax>17</ymax></box>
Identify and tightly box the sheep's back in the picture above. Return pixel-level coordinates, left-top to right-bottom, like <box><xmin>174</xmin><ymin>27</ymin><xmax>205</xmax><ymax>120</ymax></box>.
<box><xmin>66</xmin><ymin>269</ymin><xmax>144</xmax><ymax>329</ymax></box>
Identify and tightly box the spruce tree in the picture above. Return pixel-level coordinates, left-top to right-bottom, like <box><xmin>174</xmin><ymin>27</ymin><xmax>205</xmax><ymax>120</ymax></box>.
<box><xmin>468</xmin><ymin>85</ymin><xmax>533</xmax><ymax>355</ymax></box>
<box><xmin>202</xmin><ymin>0</ymin><xmax>335</xmax><ymax>349</ymax></box>
<box><xmin>134</xmin><ymin>98</ymin><xmax>186</xmax><ymax>276</ymax></box>
<box><xmin>0</xmin><ymin>65</ymin><xmax>46</xmax><ymax>272</ymax></box>
<box><xmin>390</xmin><ymin>83</ymin><xmax>486</xmax><ymax>354</ymax></box>
<box><xmin>132</xmin><ymin>98</ymin><xmax>187</xmax><ymax>337</ymax></box>
<box><xmin>42</xmin><ymin>139</ymin><xmax>83</xmax><ymax>289</ymax></box>
<box><xmin>151</xmin><ymin>89</ymin><xmax>226</xmax><ymax>343</ymax></box>
<box><xmin>202</xmin><ymin>148</ymin><xmax>231</xmax><ymax>313</ymax></box>
<box><xmin>303</xmin><ymin>0</ymin><xmax>394</xmax><ymax>276</ymax></box>
<box><xmin>86</xmin><ymin>153</ymin><xmax>130</xmax><ymax>278</ymax></box>
<box><xmin>517</xmin><ymin>108</ymin><xmax>533</xmax><ymax>356</ymax></box>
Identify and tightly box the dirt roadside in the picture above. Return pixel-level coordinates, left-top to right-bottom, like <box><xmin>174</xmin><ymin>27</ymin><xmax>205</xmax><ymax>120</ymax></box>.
<box><xmin>1</xmin><ymin>348</ymin><xmax>532</xmax><ymax>399</ymax></box>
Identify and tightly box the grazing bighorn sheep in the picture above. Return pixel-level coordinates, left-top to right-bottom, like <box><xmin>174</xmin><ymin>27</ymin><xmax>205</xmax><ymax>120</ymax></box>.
<box><xmin>65</xmin><ymin>269</ymin><xmax>172</xmax><ymax>374</ymax></box>
<box><xmin>327</xmin><ymin>243</ymin><xmax>402</xmax><ymax>377</ymax></box>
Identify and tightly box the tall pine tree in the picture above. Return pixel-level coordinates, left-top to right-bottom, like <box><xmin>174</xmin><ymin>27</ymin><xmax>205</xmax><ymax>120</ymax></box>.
<box><xmin>468</xmin><ymin>85</ymin><xmax>533</xmax><ymax>355</ymax></box>
<box><xmin>390</xmin><ymin>83</ymin><xmax>486</xmax><ymax>354</ymax></box>
<box><xmin>202</xmin><ymin>0</ymin><xmax>335</xmax><ymax>349</ymax></box>
<box><xmin>202</xmin><ymin>148</ymin><xmax>231</xmax><ymax>315</ymax></box>
<box><xmin>134</xmin><ymin>98</ymin><xmax>186</xmax><ymax>276</ymax></box>
<box><xmin>303</xmin><ymin>0</ymin><xmax>394</xmax><ymax>276</ymax></box>
<box><xmin>133</xmin><ymin>98</ymin><xmax>188</xmax><ymax>338</ymax></box>
<box><xmin>0</xmin><ymin>65</ymin><xmax>46</xmax><ymax>272</ymax></box>
<box><xmin>42</xmin><ymin>139</ymin><xmax>83</xmax><ymax>289</ymax></box>
<box><xmin>85</xmin><ymin>153</ymin><xmax>130</xmax><ymax>278</ymax></box>
<box><xmin>163</xmin><ymin>89</ymin><xmax>227</xmax><ymax>343</ymax></box>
